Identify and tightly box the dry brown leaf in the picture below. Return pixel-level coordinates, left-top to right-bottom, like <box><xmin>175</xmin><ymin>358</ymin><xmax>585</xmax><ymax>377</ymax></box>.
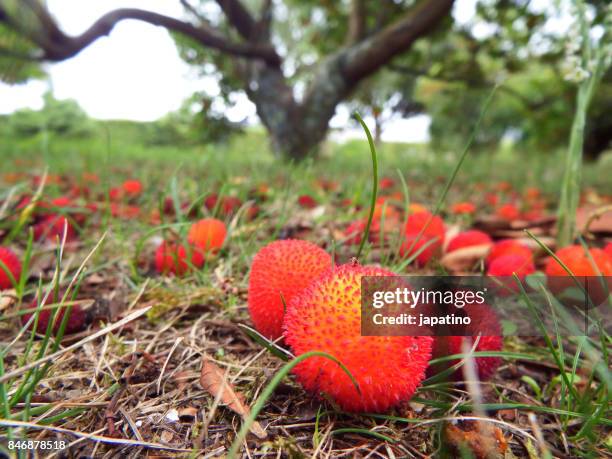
<box><xmin>0</xmin><ymin>289</ymin><xmax>17</xmax><ymax>312</ymax></box>
<box><xmin>441</xmin><ymin>244</ymin><xmax>491</xmax><ymax>273</ymax></box>
<box><xmin>199</xmin><ymin>354</ymin><xmax>267</xmax><ymax>439</ymax></box>
<box><xmin>445</xmin><ymin>421</ymin><xmax>508</xmax><ymax>459</ymax></box>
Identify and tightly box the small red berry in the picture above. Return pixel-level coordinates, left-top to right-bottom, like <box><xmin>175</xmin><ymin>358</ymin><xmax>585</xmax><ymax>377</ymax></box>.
<box><xmin>486</xmin><ymin>240</ymin><xmax>532</xmax><ymax>267</ymax></box>
<box><xmin>187</xmin><ymin>218</ymin><xmax>227</xmax><ymax>253</ymax></box>
<box><xmin>0</xmin><ymin>247</ymin><xmax>22</xmax><ymax>289</ymax></box>
<box><xmin>155</xmin><ymin>242</ymin><xmax>204</xmax><ymax>276</ymax></box>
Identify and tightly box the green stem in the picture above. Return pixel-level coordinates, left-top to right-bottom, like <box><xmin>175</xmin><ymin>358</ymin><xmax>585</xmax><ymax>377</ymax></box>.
<box><xmin>352</xmin><ymin>113</ymin><xmax>378</xmax><ymax>261</ymax></box>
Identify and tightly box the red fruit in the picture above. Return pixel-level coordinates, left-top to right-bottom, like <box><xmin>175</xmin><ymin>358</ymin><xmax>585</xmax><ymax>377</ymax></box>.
<box><xmin>487</xmin><ymin>254</ymin><xmax>535</xmax><ymax>294</ymax></box>
<box><xmin>486</xmin><ymin>240</ymin><xmax>532</xmax><ymax>266</ymax></box>
<box><xmin>110</xmin><ymin>203</ymin><xmax>140</xmax><ymax>219</ymax></box>
<box><xmin>187</xmin><ymin>218</ymin><xmax>227</xmax><ymax>253</ymax></box>
<box><xmin>485</xmin><ymin>193</ymin><xmax>499</xmax><ymax>206</ymax></box>
<box><xmin>248</xmin><ymin>239</ymin><xmax>331</xmax><ymax>340</ymax></box>
<box><xmin>283</xmin><ymin>263</ymin><xmax>433</xmax><ymax>412</ymax></box>
<box><xmin>379</xmin><ymin>177</ymin><xmax>395</xmax><ymax>190</ymax></box>
<box><xmin>344</xmin><ymin>219</ymin><xmax>367</xmax><ymax>245</ymax></box>
<box><xmin>544</xmin><ymin>245</ymin><xmax>612</xmax><ymax>305</ymax></box>
<box><xmin>404</xmin><ymin>211</ymin><xmax>445</xmax><ymax>241</ymax></box>
<box><xmin>446</xmin><ymin>230</ymin><xmax>492</xmax><ymax>253</ymax></box>
<box><xmin>155</xmin><ymin>242</ymin><xmax>204</xmax><ymax>276</ymax></box>
<box><xmin>605</xmin><ymin>242</ymin><xmax>612</xmax><ymax>261</ymax></box>
<box><xmin>82</xmin><ymin>172</ymin><xmax>100</xmax><ymax>184</ymax></box>
<box><xmin>205</xmin><ymin>194</ymin><xmax>242</xmax><ymax>216</ymax></box>
<box><xmin>545</xmin><ymin>245</ymin><xmax>612</xmax><ymax>277</ymax></box>
<box><xmin>488</xmin><ymin>254</ymin><xmax>535</xmax><ymax>277</ymax></box>
<box><xmin>451</xmin><ymin>202</ymin><xmax>476</xmax><ymax>215</ymax></box>
<box><xmin>0</xmin><ymin>247</ymin><xmax>22</xmax><ymax>289</ymax></box>
<box><xmin>373</xmin><ymin>198</ymin><xmax>399</xmax><ymax>220</ymax></box>
<box><xmin>122</xmin><ymin>179</ymin><xmax>143</xmax><ymax>196</ymax></box>
<box><xmin>496</xmin><ymin>203</ymin><xmax>520</xmax><ymax>221</ymax></box>
<box><xmin>400</xmin><ymin>212</ymin><xmax>445</xmax><ymax>265</ymax></box>
<box><xmin>344</xmin><ymin>219</ymin><xmax>386</xmax><ymax>245</ymax></box>
<box><xmin>400</xmin><ymin>234</ymin><xmax>438</xmax><ymax>266</ymax></box>
<box><xmin>33</xmin><ymin>215</ymin><xmax>76</xmax><ymax>242</ymax></box>
<box><xmin>22</xmin><ymin>295</ymin><xmax>87</xmax><ymax>335</ymax></box>
<box><xmin>525</xmin><ymin>187</ymin><xmax>540</xmax><ymax>200</ymax></box>
<box><xmin>108</xmin><ymin>187</ymin><xmax>123</xmax><ymax>202</ymax></box>
<box><xmin>220</xmin><ymin>196</ymin><xmax>242</xmax><ymax>215</ymax></box>
<box><xmin>297</xmin><ymin>194</ymin><xmax>317</xmax><ymax>209</ymax></box>
<box><xmin>204</xmin><ymin>193</ymin><xmax>219</xmax><ymax>211</ymax></box>
<box><xmin>431</xmin><ymin>303</ymin><xmax>502</xmax><ymax>381</ymax></box>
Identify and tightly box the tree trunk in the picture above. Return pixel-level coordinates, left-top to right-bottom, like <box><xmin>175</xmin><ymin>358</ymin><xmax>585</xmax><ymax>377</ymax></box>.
<box><xmin>1</xmin><ymin>0</ymin><xmax>456</xmax><ymax>161</ymax></box>
<box><xmin>247</xmin><ymin>56</ymin><xmax>350</xmax><ymax>160</ymax></box>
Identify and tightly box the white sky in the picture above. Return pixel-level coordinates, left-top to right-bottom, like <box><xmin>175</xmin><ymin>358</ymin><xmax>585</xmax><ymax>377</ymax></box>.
<box><xmin>0</xmin><ymin>0</ymin><xmax>562</xmax><ymax>143</ymax></box>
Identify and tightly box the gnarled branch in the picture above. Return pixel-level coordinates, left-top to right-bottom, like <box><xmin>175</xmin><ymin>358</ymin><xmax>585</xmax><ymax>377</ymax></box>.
<box><xmin>342</xmin><ymin>0</ymin><xmax>454</xmax><ymax>83</ymax></box>
<box><xmin>0</xmin><ymin>3</ymin><xmax>281</xmax><ymax>65</ymax></box>
<box><xmin>215</xmin><ymin>0</ymin><xmax>256</xmax><ymax>40</ymax></box>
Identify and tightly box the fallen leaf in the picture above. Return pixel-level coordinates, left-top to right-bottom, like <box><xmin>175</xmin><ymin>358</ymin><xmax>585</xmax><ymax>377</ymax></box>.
<box><xmin>0</xmin><ymin>289</ymin><xmax>17</xmax><ymax>312</ymax></box>
<box><xmin>199</xmin><ymin>354</ymin><xmax>267</xmax><ymax>439</ymax></box>
<box><xmin>160</xmin><ymin>430</ymin><xmax>174</xmax><ymax>444</ymax></box>
<box><xmin>445</xmin><ymin>421</ymin><xmax>508</xmax><ymax>459</ymax></box>
<box><xmin>441</xmin><ymin>244</ymin><xmax>491</xmax><ymax>272</ymax></box>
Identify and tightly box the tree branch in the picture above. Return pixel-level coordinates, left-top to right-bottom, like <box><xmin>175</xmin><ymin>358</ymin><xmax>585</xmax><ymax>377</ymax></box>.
<box><xmin>346</xmin><ymin>0</ymin><xmax>366</xmax><ymax>45</ymax></box>
<box><xmin>342</xmin><ymin>0</ymin><xmax>454</xmax><ymax>83</ymax></box>
<box><xmin>0</xmin><ymin>4</ymin><xmax>280</xmax><ymax>65</ymax></box>
<box><xmin>215</xmin><ymin>0</ymin><xmax>256</xmax><ymax>40</ymax></box>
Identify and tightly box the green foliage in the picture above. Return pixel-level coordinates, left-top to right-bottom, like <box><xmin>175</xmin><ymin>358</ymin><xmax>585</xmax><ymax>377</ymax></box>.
<box><xmin>7</xmin><ymin>92</ymin><xmax>93</xmax><ymax>138</ymax></box>
<box><xmin>0</xmin><ymin>22</ymin><xmax>44</xmax><ymax>83</ymax></box>
<box><xmin>145</xmin><ymin>93</ymin><xmax>243</xmax><ymax>146</ymax></box>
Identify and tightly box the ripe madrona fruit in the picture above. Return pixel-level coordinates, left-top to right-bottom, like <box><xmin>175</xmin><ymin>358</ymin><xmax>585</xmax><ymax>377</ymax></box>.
<box><xmin>283</xmin><ymin>263</ymin><xmax>433</xmax><ymax>413</ymax></box>
<box><xmin>248</xmin><ymin>239</ymin><xmax>331</xmax><ymax>339</ymax></box>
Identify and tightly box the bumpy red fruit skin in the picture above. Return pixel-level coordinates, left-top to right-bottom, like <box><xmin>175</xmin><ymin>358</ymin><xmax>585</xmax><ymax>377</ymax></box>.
<box><xmin>487</xmin><ymin>254</ymin><xmax>535</xmax><ymax>277</ymax></box>
<box><xmin>451</xmin><ymin>202</ymin><xmax>476</xmax><ymax>215</ymax></box>
<box><xmin>496</xmin><ymin>203</ymin><xmax>520</xmax><ymax>221</ymax></box>
<box><xmin>187</xmin><ymin>218</ymin><xmax>227</xmax><ymax>253</ymax></box>
<box><xmin>544</xmin><ymin>245</ymin><xmax>612</xmax><ymax>305</ymax></box>
<box><xmin>0</xmin><ymin>247</ymin><xmax>22</xmax><ymax>290</ymax></box>
<box><xmin>487</xmin><ymin>254</ymin><xmax>535</xmax><ymax>295</ymax></box>
<box><xmin>545</xmin><ymin>245</ymin><xmax>612</xmax><ymax>277</ymax></box>
<box><xmin>486</xmin><ymin>240</ymin><xmax>532</xmax><ymax>267</ymax></box>
<box><xmin>604</xmin><ymin>242</ymin><xmax>612</xmax><ymax>261</ymax></box>
<box><xmin>297</xmin><ymin>195</ymin><xmax>317</xmax><ymax>209</ymax></box>
<box><xmin>446</xmin><ymin>230</ymin><xmax>492</xmax><ymax>253</ymax></box>
<box><xmin>155</xmin><ymin>242</ymin><xmax>204</xmax><ymax>276</ymax></box>
<box><xmin>283</xmin><ymin>264</ymin><xmax>433</xmax><ymax>413</ymax></box>
<box><xmin>122</xmin><ymin>179</ymin><xmax>143</xmax><ymax>197</ymax></box>
<box><xmin>400</xmin><ymin>235</ymin><xmax>437</xmax><ymax>266</ymax></box>
<box><xmin>33</xmin><ymin>215</ymin><xmax>77</xmax><ymax>242</ymax></box>
<box><xmin>400</xmin><ymin>212</ymin><xmax>446</xmax><ymax>266</ymax></box>
<box><xmin>248</xmin><ymin>239</ymin><xmax>331</xmax><ymax>340</ymax></box>
<box><xmin>22</xmin><ymin>297</ymin><xmax>87</xmax><ymax>335</ymax></box>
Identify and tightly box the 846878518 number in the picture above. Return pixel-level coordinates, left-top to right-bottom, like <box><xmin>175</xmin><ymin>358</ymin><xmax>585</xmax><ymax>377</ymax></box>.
<box><xmin>7</xmin><ymin>440</ymin><xmax>66</xmax><ymax>450</ymax></box>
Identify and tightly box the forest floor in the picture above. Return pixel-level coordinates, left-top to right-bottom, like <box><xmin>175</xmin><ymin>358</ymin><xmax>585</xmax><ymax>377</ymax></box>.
<box><xmin>0</xmin><ymin>137</ymin><xmax>611</xmax><ymax>458</ymax></box>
